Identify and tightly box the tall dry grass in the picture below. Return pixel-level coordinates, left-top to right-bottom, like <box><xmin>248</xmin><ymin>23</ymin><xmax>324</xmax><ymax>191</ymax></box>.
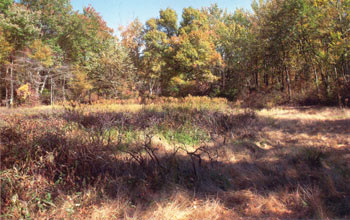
<box><xmin>1</xmin><ymin>98</ymin><xmax>349</xmax><ymax>219</ymax></box>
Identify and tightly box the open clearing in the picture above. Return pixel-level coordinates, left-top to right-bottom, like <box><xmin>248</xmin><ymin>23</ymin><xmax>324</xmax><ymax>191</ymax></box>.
<box><xmin>1</xmin><ymin>98</ymin><xmax>350</xmax><ymax>219</ymax></box>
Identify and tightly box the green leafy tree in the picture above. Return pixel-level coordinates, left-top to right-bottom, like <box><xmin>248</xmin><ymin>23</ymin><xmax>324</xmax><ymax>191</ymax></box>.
<box><xmin>0</xmin><ymin>3</ymin><xmax>40</xmax><ymax>106</ymax></box>
<box><xmin>170</xmin><ymin>7</ymin><xmax>222</xmax><ymax>95</ymax></box>
<box><xmin>211</xmin><ymin>7</ymin><xmax>253</xmax><ymax>98</ymax></box>
<box><xmin>158</xmin><ymin>8</ymin><xmax>178</xmax><ymax>38</ymax></box>
<box><xmin>142</xmin><ymin>17</ymin><xmax>169</xmax><ymax>96</ymax></box>
<box><xmin>119</xmin><ymin>18</ymin><xmax>144</xmax><ymax>69</ymax></box>
<box><xmin>90</xmin><ymin>39</ymin><xmax>137</xmax><ymax>98</ymax></box>
<box><xmin>0</xmin><ymin>3</ymin><xmax>40</xmax><ymax>50</ymax></box>
<box><xmin>0</xmin><ymin>0</ymin><xmax>13</xmax><ymax>14</ymax></box>
<box><xmin>21</xmin><ymin>0</ymin><xmax>72</xmax><ymax>45</ymax></box>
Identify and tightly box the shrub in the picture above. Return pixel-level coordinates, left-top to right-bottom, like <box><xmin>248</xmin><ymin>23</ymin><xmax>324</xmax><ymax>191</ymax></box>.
<box><xmin>16</xmin><ymin>83</ymin><xmax>40</xmax><ymax>106</ymax></box>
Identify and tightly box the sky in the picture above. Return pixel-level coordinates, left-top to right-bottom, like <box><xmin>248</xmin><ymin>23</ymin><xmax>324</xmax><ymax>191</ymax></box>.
<box><xmin>70</xmin><ymin>0</ymin><xmax>253</xmax><ymax>35</ymax></box>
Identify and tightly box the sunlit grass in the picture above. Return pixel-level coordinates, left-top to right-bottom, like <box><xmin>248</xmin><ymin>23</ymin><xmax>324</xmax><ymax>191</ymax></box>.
<box><xmin>1</xmin><ymin>99</ymin><xmax>350</xmax><ymax>219</ymax></box>
<box><xmin>257</xmin><ymin>106</ymin><xmax>350</xmax><ymax>120</ymax></box>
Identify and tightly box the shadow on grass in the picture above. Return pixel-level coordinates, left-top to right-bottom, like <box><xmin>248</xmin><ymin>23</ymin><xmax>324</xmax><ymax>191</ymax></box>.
<box><xmin>2</xmin><ymin>129</ymin><xmax>350</xmax><ymax>218</ymax></box>
<box><xmin>58</xmin><ymin>105</ymin><xmax>350</xmax><ymax>137</ymax></box>
<box><xmin>1</xmin><ymin>108</ymin><xmax>350</xmax><ymax>219</ymax></box>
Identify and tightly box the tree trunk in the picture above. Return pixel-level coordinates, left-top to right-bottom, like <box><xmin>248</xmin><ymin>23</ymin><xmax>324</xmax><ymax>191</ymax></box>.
<box><xmin>50</xmin><ymin>77</ymin><xmax>54</xmax><ymax>105</ymax></box>
<box><xmin>5</xmin><ymin>66</ymin><xmax>9</xmax><ymax>101</ymax></box>
<box><xmin>10</xmin><ymin>60</ymin><xmax>14</xmax><ymax>107</ymax></box>
<box><xmin>320</xmin><ymin>67</ymin><xmax>329</xmax><ymax>98</ymax></box>
<box><xmin>40</xmin><ymin>75</ymin><xmax>48</xmax><ymax>94</ymax></box>
<box><xmin>342</xmin><ymin>64</ymin><xmax>348</xmax><ymax>83</ymax></box>
<box><xmin>5</xmin><ymin>68</ymin><xmax>8</xmax><ymax>107</ymax></box>
<box><xmin>62</xmin><ymin>74</ymin><xmax>66</xmax><ymax>102</ymax></box>
<box><xmin>281</xmin><ymin>70</ymin><xmax>285</xmax><ymax>91</ymax></box>
<box><xmin>5</xmin><ymin>86</ymin><xmax>8</xmax><ymax>100</ymax></box>
<box><xmin>313</xmin><ymin>65</ymin><xmax>319</xmax><ymax>96</ymax></box>
<box><xmin>35</xmin><ymin>71</ymin><xmax>40</xmax><ymax>95</ymax></box>
<box><xmin>286</xmin><ymin>68</ymin><xmax>291</xmax><ymax>100</ymax></box>
<box><xmin>255</xmin><ymin>59</ymin><xmax>259</xmax><ymax>88</ymax></box>
<box><xmin>264</xmin><ymin>73</ymin><xmax>269</xmax><ymax>87</ymax></box>
<box><xmin>335</xmin><ymin>67</ymin><xmax>342</xmax><ymax>108</ymax></box>
<box><xmin>88</xmin><ymin>90</ymin><xmax>91</xmax><ymax>104</ymax></box>
<box><xmin>221</xmin><ymin>69</ymin><xmax>226</xmax><ymax>91</ymax></box>
<box><xmin>149</xmin><ymin>79</ymin><xmax>154</xmax><ymax>96</ymax></box>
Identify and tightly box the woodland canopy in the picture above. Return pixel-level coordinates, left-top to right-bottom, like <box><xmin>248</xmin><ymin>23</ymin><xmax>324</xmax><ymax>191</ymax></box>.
<box><xmin>1</xmin><ymin>0</ymin><xmax>349</xmax><ymax>107</ymax></box>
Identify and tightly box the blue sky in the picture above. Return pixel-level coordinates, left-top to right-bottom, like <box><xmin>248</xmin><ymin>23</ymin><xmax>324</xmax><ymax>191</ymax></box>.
<box><xmin>70</xmin><ymin>0</ymin><xmax>253</xmax><ymax>35</ymax></box>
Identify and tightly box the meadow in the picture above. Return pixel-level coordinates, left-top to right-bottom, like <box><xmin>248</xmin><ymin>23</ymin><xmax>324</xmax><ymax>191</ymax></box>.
<box><xmin>1</xmin><ymin>97</ymin><xmax>350</xmax><ymax>219</ymax></box>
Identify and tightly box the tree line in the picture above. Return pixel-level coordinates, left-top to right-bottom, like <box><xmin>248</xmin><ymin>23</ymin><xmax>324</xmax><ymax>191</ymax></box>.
<box><xmin>1</xmin><ymin>0</ymin><xmax>349</xmax><ymax>106</ymax></box>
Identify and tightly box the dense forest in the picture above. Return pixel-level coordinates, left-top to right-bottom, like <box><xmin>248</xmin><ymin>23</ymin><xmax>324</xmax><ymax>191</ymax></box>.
<box><xmin>1</xmin><ymin>0</ymin><xmax>350</xmax><ymax>107</ymax></box>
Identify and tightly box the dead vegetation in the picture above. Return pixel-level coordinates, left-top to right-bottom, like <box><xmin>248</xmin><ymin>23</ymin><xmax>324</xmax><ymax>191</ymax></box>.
<box><xmin>1</xmin><ymin>97</ymin><xmax>350</xmax><ymax>219</ymax></box>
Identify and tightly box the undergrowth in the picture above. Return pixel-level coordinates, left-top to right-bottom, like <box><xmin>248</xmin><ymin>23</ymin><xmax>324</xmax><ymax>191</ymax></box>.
<box><xmin>1</xmin><ymin>98</ymin><xmax>349</xmax><ymax>219</ymax></box>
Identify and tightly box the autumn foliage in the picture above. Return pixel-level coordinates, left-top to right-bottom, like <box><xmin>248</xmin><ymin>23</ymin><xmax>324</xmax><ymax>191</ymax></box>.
<box><xmin>0</xmin><ymin>0</ymin><xmax>349</xmax><ymax>107</ymax></box>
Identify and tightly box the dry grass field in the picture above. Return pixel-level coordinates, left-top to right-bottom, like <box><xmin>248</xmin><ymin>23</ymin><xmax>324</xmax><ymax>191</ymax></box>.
<box><xmin>1</xmin><ymin>97</ymin><xmax>350</xmax><ymax>219</ymax></box>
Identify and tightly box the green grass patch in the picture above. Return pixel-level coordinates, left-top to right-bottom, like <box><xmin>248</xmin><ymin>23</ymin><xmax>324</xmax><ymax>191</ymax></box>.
<box><xmin>158</xmin><ymin>124</ymin><xmax>209</xmax><ymax>145</ymax></box>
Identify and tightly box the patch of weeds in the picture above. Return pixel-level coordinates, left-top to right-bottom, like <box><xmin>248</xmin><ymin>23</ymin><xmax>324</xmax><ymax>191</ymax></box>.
<box><xmin>143</xmin><ymin>104</ymin><xmax>163</xmax><ymax>113</ymax></box>
<box><xmin>233</xmin><ymin>138</ymin><xmax>260</xmax><ymax>149</ymax></box>
<box><xmin>114</xmin><ymin>128</ymin><xmax>143</xmax><ymax>151</ymax></box>
<box><xmin>34</xmin><ymin>192</ymin><xmax>56</xmax><ymax>212</ymax></box>
<box><xmin>162</xmin><ymin>104</ymin><xmax>193</xmax><ymax>123</ymax></box>
<box><xmin>158</xmin><ymin>125</ymin><xmax>209</xmax><ymax>145</ymax></box>
<box><xmin>123</xmin><ymin>128</ymin><xmax>140</xmax><ymax>144</ymax></box>
<box><xmin>298</xmin><ymin>147</ymin><xmax>327</xmax><ymax>167</ymax></box>
<box><xmin>233</xmin><ymin>139</ymin><xmax>254</xmax><ymax>145</ymax></box>
<box><xmin>209</xmin><ymin>172</ymin><xmax>231</xmax><ymax>191</ymax></box>
<box><xmin>62</xmin><ymin>121</ymin><xmax>80</xmax><ymax>132</ymax></box>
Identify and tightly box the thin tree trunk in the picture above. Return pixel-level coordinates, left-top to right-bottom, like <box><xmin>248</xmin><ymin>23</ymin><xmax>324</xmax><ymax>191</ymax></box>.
<box><xmin>149</xmin><ymin>79</ymin><xmax>154</xmax><ymax>96</ymax></box>
<box><xmin>5</xmin><ymin>86</ymin><xmax>8</xmax><ymax>100</ymax></box>
<box><xmin>313</xmin><ymin>65</ymin><xmax>319</xmax><ymax>96</ymax></box>
<box><xmin>5</xmin><ymin>66</ymin><xmax>8</xmax><ymax>102</ymax></box>
<box><xmin>62</xmin><ymin>74</ymin><xmax>66</xmax><ymax>102</ymax></box>
<box><xmin>40</xmin><ymin>75</ymin><xmax>48</xmax><ymax>94</ymax></box>
<box><xmin>222</xmin><ymin>69</ymin><xmax>226</xmax><ymax>91</ymax></box>
<box><xmin>255</xmin><ymin>59</ymin><xmax>259</xmax><ymax>88</ymax></box>
<box><xmin>5</xmin><ymin>67</ymin><xmax>8</xmax><ymax>107</ymax></box>
<box><xmin>10</xmin><ymin>60</ymin><xmax>14</xmax><ymax>107</ymax></box>
<box><xmin>264</xmin><ymin>73</ymin><xmax>269</xmax><ymax>87</ymax></box>
<box><xmin>335</xmin><ymin>67</ymin><xmax>342</xmax><ymax>107</ymax></box>
<box><xmin>35</xmin><ymin>71</ymin><xmax>40</xmax><ymax>95</ymax></box>
<box><xmin>342</xmin><ymin>65</ymin><xmax>348</xmax><ymax>83</ymax></box>
<box><xmin>281</xmin><ymin>70</ymin><xmax>285</xmax><ymax>91</ymax></box>
<box><xmin>88</xmin><ymin>90</ymin><xmax>91</xmax><ymax>104</ymax></box>
<box><xmin>50</xmin><ymin>77</ymin><xmax>54</xmax><ymax>105</ymax></box>
<box><xmin>320</xmin><ymin>67</ymin><xmax>329</xmax><ymax>97</ymax></box>
<box><xmin>286</xmin><ymin>68</ymin><xmax>291</xmax><ymax>100</ymax></box>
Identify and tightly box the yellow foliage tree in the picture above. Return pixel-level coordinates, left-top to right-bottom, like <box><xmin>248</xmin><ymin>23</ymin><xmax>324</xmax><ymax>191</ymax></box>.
<box><xmin>69</xmin><ymin>66</ymin><xmax>93</xmax><ymax>101</ymax></box>
<box><xmin>29</xmin><ymin>39</ymin><xmax>54</xmax><ymax>67</ymax></box>
<box><xmin>0</xmin><ymin>27</ymin><xmax>12</xmax><ymax>64</ymax></box>
<box><xmin>16</xmin><ymin>83</ymin><xmax>31</xmax><ymax>103</ymax></box>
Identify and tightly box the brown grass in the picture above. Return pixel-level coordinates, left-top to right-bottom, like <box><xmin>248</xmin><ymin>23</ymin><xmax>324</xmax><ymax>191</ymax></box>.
<box><xmin>1</xmin><ymin>99</ymin><xmax>349</xmax><ymax>219</ymax></box>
